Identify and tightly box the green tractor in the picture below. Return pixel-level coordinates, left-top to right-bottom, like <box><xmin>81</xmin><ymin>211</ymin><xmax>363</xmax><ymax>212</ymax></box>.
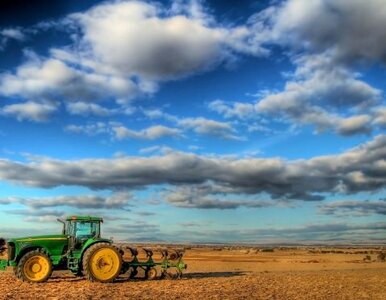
<box><xmin>0</xmin><ymin>216</ymin><xmax>186</xmax><ymax>283</ymax></box>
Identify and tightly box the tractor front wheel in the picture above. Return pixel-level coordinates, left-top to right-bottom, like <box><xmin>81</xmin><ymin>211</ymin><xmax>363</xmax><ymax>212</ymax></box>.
<box><xmin>83</xmin><ymin>243</ymin><xmax>122</xmax><ymax>283</ymax></box>
<box><xmin>16</xmin><ymin>250</ymin><xmax>53</xmax><ymax>283</ymax></box>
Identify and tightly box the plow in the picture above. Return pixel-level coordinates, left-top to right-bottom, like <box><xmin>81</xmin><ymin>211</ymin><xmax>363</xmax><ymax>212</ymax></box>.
<box><xmin>0</xmin><ymin>216</ymin><xmax>186</xmax><ymax>283</ymax></box>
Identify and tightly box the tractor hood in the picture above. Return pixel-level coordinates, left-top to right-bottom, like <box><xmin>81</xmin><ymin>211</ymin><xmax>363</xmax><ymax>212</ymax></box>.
<box><xmin>5</xmin><ymin>234</ymin><xmax>69</xmax><ymax>263</ymax></box>
<box><xmin>11</xmin><ymin>234</ymin><xmax>67</xmax><ymax>243</ymax></box>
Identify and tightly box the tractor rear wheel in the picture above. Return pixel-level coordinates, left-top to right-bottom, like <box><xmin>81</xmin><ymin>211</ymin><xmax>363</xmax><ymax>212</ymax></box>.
<box><xmin>16</xmin><ymin>250</ymin><xmax>53</xmax><ymax>283</ymax></box>
<box><xmin>83</xmin><ymin>242</ymin><xmax>122</xmax><ymax>283</ymax></box>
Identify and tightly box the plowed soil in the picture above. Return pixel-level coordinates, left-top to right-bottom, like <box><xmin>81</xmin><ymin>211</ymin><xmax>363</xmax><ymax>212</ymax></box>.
<box><xmin>1</xmin><ymin>247</ymin><xmax>386</xmax><ymax>300</ymax></box>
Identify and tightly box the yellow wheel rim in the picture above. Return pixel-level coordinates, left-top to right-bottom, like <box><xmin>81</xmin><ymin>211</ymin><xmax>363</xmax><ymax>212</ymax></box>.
<box><xmin>23</xmin><ymin>255</ymin><xmax>50</xmax><ymax>282</ymax></box>
<box><xmin>90</xmin><ymin>248</ymin><xmax>120</xmax><ymax>281</ymax></box>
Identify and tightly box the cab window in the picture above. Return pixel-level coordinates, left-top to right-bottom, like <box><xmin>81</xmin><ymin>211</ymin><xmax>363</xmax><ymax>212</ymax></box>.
<box><xmin>66</xmin><ymin>221</ymin><xmax>100</xmax><ymax>238</ymax></box>
<box><xmin>76</xmin><ymin>222</ymin><xmax>96</xmax><ymax>238</ymax></box>
<box><xmin>76</xmin><ymin>222</ymin><xmax>92</xmax><ymax>238</ymax></box>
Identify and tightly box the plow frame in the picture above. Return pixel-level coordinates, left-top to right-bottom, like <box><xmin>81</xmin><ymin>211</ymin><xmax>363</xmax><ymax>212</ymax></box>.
<box><xmin>120</xmin><ymin>246</ymin><xmax>187</xmax><ymax>279</ymax></box>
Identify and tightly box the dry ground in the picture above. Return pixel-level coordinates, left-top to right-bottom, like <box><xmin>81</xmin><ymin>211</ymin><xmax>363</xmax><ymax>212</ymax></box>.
<box><xmin>1</xmin><ymin>246</ymin><xmax>386</xmax><ymax>300</ymax></box>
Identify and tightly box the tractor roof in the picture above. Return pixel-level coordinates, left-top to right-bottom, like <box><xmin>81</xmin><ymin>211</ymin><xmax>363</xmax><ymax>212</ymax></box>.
<box><xmin>65</xmin><ymin>215</ymin><xmax>103</xmax><ymax>222</ymax></box>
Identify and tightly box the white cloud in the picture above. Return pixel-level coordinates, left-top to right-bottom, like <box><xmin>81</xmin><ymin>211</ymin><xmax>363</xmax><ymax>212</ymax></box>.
<box><xmin>258</xmin><ymin>0</ymin><xmax>386</xmax><ymax>65</ymax></box>
<box><xmin>164</xmin><ymin>184</ymin><xmax>272</xmax><ymax>209</ymax></box>
<box><xmin>0</xmin><ymin>134</ymin><xmax>385</xmax><ymax>201</ymax></box>
<box><xmin>141</xmin><ymin>108</ymin><xmax>178</xmax><ymax>122</ymax></box>
<box><xmin>171</xmin><ymin>0</ymin><xmax>214</xmax><ymax>23</ymax></box>
<box><xmin>66</xmin><ymin>102</ymin><xmax>115</xmax><ymax>116</ymax></box>
<box><xmin>209</xmin><ymin>99</ymin><xmax>256</xmax><ymax>120</ymax></box>
<box><xmin>255</xmin><ymin>53</ymin><xmax>381</xmax><ymax>134</ymax></box>
<box><xmin>1</xmin><ymin>28</ymin><xmax>25</xmax><ymax>41</ymax></box>
<box><xmin>178</xmin><ymin>117</ymin><xmax>243</xmax><ymax>140</ymax></box>
<box><xmin>210</xmin><ymin>53</ymin><xmax>383</xmax><ymax>136</ymax></box>
<box><xmin>1</xmin><ymin>101</ymin><xmax>58</xmax><ymax>122</ymax></box>
<box><xmin>113</xmin><ymin>125</ymin><xmax>183</xmax><ymax>140</ymax></box>
<box><xmin>0</xmin><ymin>191</ymin><xmax>132</xmax><ymax>210</ymax></box>
<box><xmin>0</xmin><ymin>28</ymin><xmax>25</xmax><ymax>51</ymax></box>
<box><xmin>69</xmin><ymin>0</ymin><xmax>266</xmax><ymax>80</ymax></box>
<box><xmin>0</xmin><ymin>56</ymin><xmax>137</xmax><ymax>103</ymax></box>
<box><xmin>66</xmin><ymin>109</ymin><xmax>244</xmax><ymax>141</ymax></box>
<box><xmin>318</xmin><ymin>199</ymin><xmax>386</xmax><ymax>216</ymax></box>
<box><xmin>374</xmin><ymin>108</ymin><xmax>386</xmax><ymax>127</ymax></box>
<box><xmin>65</xmin><ymin>122</ymin><xmax>110</xmax><ymax>136</ymax></box>
<box><xmin>72</xmin><ymin>1</ymin><xmax>221</xmax><ymax>80</ymax></box>
<box><xmin>337</xmin><ymin>115</ymin><xmax>372</xmax><ymax>136</ymax></box>
<box><xmin>29</xmin><ymin>192</ymin><xmax>131</xmax><ymax>209</ymax></box>
<box><xmin>139</xmin><ymin>108</ymin><xmax>244</xmax><ymax>140</ymax></box>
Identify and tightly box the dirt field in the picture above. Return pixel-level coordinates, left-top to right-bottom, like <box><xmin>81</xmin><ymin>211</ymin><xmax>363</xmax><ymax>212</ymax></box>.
<box><xmin>1</xmin><ymin>246</ymin><xmax>386</xmax><ymax>300</ymax></box>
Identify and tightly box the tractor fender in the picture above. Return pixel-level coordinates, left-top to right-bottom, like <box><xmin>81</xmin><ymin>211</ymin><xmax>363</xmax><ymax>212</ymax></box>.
<box><xmin>16</xmin><ymin>245</ymin><xmax>49</xmax><ymax>263</ymax></box>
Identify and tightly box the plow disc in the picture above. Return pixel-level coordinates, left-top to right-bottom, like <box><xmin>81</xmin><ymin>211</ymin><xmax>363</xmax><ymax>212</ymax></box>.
<box><xmin>120</xmin><ymin>246</ymin><xmax>187</xmax><ymax>280</ymax></box>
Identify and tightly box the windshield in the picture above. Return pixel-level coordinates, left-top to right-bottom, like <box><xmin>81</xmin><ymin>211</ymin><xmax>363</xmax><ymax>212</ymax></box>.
<box><xmin>65</xmin><ymin>221</ymin><xmax>100</xmax><ymax>238</ymax></box>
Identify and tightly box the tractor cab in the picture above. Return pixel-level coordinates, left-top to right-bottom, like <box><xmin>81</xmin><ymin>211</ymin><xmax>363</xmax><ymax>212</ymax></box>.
<box><xmin>58</xmin><ymin>216</ymin><xmax>104</xmax><ymax>250</ymax></box>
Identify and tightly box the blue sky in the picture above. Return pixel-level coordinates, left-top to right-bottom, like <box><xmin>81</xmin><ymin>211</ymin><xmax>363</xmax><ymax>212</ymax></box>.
<box><xmin>0</xmin><ymin>0</ymin><xmax>385</xmax><ymax>244</ymax></box>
